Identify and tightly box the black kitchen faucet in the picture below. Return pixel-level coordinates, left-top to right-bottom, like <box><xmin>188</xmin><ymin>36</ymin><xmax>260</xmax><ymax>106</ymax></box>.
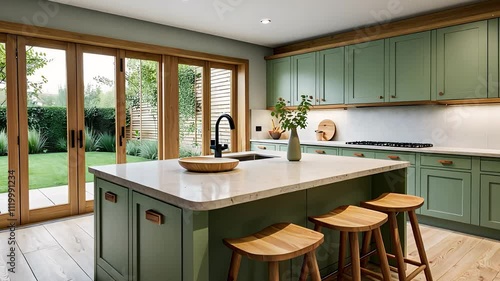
<box><xmin>211</xmin><ymin>114</ymin><xmax>235</xmax><ymax>157</ymax></box>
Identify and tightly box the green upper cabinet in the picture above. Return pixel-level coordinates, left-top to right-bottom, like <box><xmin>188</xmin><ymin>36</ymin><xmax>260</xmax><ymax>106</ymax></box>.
<box><xmin>267</xmin><ymin>57</ymin><xmax>291</xmax><ymax>107</ymax></box>
<box><xmin>388</xmin><ymin>32</ymin><xmax>432</xmax><ymax>102</ymax></box>
<box><xmin>490</xmin><ymin>19</ymin><xmax>499</xmax><ymax>98</ymax></box>
<box><xmin>318</xmin><ymin>47</ymin><xmax>345</xmax><ymax>105</ymax></box>
<box><xmin>436</xmin><ymin>21</ymin><xmax>488</xmax><ymax>100</ymax></box>
<box><xmin>291</xmin><ymin>52</ymin><xmax>317</xmax><ymax>105</ymax></box>
<box><xmin>346</xmin><ymin>39</ymin><xmax>388</xmax><ymax>104</ymax></box>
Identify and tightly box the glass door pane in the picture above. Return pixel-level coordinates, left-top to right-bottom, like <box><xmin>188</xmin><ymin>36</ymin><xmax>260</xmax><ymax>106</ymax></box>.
<box><xmin>82</xmin><ymin>52</ymin><xmax>116</xmax><ymax>202</ymax></box>
<box><xmin>210</xmin><ymin>67</ymin><xmax>233</xmax><ymax>152</ymax></box>
<box><xmin>24</xmin><ymin>45</ymin><xmax>69</xmax><ymax>210</ymax></box>
<box><xmin>0</xmin><ymin>40</ymin><xmax>8</xmax><ymax>215</ymax></box>
<box><xmin>125</xmin><ymin>57</ymin><xmax>159</xmax><ymax>163</ymax></box>
<box><xmin>178</xmin><ymin>64</ymin><xmax>203</xmax><ymax>157</ymax></box>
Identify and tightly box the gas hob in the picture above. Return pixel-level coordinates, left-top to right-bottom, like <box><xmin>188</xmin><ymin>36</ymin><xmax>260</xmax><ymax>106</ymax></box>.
<box><xmin>345</xmin><ymin>141</ymin><xmax>433</xmax><ymax>148</ymax></box>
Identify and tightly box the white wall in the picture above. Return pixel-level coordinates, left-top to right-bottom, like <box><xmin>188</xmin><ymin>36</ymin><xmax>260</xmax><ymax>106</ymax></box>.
<box><xmin>251</xmin><ymin>104</ymin><xmax>500</xmax><ymax>149</ymax></box>
<box><xmin>0</xmin><ymin>0</ymin><xmax>272</xmax><ymax>109</ymax></box>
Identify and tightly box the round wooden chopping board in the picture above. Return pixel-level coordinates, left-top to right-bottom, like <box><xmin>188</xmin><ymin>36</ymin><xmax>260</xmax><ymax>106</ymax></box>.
<box><xmin>317</xmin><ymin>119</ymin><xmax>336</xmax><ymax>141</ymax></box>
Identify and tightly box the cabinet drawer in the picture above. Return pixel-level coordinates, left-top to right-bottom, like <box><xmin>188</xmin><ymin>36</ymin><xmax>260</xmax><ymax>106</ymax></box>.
<box><xmin>480</xmin><ymin>158</ymin><xmax>500</xmax><ymax>173</ymax></box>
<box><xmin>251</xmin><ymin>143</ymin><xmax>277</xmax><ymax>151</ymax></box>
<box><xmin>341</xmin><ymin>148</ymin><xmax>375</xmax><ymax>158</ymax></box>
<box><xmin>304</xmin><ymin>146</ymin><xmax>338</xmax><ymax>155</ymax></box>
<box><xmin>375</xmin><ymin>151</ymin><xmax>416</xmax><ymax>165</ymax></box>
<box><xmin>420</xmin><ymin>154</ymin><xmax>472</xmax><ymax>170</ymax></box>
<box><xmin>278</xmin><ymin>144</ymin><xmax>288</xmax><ymax>152</ymax></box>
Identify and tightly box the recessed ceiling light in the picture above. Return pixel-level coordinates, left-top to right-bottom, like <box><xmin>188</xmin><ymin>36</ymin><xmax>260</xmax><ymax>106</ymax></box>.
<box><xmin>260</xmin><ymin>18</ymin><xmax>272</xmax><ymax>24</ymax></box>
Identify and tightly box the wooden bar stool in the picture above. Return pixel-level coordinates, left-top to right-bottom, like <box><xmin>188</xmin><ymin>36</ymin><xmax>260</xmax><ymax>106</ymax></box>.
<box><xmin>361</xmin><ymin>193</ymin><xmax>433</xmax><ymax>281</ymax></box>
<box><xmin>223</xmin><ymin>222</ymin><xmax>324</xmax><ymax>281</ymax></box>
<box><xmin>302</xmin><ymin>205</ymin><xmax>392</xmax><ymax>281</ymax></box>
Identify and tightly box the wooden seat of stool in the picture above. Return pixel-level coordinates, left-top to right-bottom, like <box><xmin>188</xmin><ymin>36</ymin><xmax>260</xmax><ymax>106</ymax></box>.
<box><xmin>361</xmin><ymin>193</ymin><xmax>424</xmax><ymax>212</ymax></box>
<box><xmin>224</xmin><ymin>223</ymin><xmax>324</xmax><ymax>281</ymax></box>
<box><xmin>305</xmin><ymin>205</ymin><xmax>392</xmax><ymax>281</ymax></box>
<box><xmin>361</xmin><ymin>193</ymin><xmax>433</xmax><ymax>281</ymax></box>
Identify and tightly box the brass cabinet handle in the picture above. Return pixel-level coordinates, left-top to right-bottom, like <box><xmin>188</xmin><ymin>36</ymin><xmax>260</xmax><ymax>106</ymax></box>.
<box><xmin>387</xmin><ymin>155</ymin><xmax>400</xmax><ymax>160</ymax></box>
<box><xmin>104</xmin><ymin>192</ymin><xmax>117</xmax><ymax>203</ymax></box>
<box><xmin>379</xmin><ymin>96</ymin><xmax>384</xmax><ymax>99</ymax></box>
<box><xmin>439</xmin><ymin>92</ymin><xmax>445</xmax><ymax>96</ymax></box>
<box><xmin>391</xmin><ymin>95</ymin><xmax>396</xmax><ymax>99</ymax></box>
<box><xmin>145</xmin><ymin>210</ymin><xmax>163</xmax><ymax>225</ymax></box>
<box><xmin>315</xmin><ymin>150</ymin><xmax>326</xmax><ymax>154</ymax></box>
<box><xmin>257</xmin><ymin>146</ymin><xmax>267</xmax><ymax>150</ymax></box>
<box><xmin>354</xmin><ymin>153</ymin><xmax>364</xmax><ymax>157</ymax></box>
<box><xmin>438</xmin><ymin>160</ymin><xmax>453</xmax><ymax>165</ymax></box>
<box><xmin>316</xmin><ymin>98</ymin><xmax>319</xmax><ymax>103</ymax></box>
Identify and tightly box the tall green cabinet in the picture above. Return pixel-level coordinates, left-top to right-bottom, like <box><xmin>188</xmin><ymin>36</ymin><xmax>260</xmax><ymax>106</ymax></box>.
<box><xmin>436</xmin><ymin>21</ymin><xmax>488</xmax><ymax>100</ymax></box>
<box><xmin>318</xmin><ymin>47</ymin><xmax>345</xmax><ymax>104</ymax></box>
<box><xmin>291</xmin><ymin>52</ymin><xmax>317</xmax><ymax>105</ymax></box>
<box><xmin>346</xmin><ymin>39</ymin><xmax>388</xmax><ymax>104</ymax></box>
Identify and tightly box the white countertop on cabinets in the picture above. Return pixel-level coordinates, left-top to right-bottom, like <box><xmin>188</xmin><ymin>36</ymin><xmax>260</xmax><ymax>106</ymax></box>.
<box><xmin>89</xmin><ymin>151</ymin><xmax>409</xmax><ymax>211</ymax></box>
<box><xmin>251</xmin><ymin>139</ymin><xmax>500</xmax><ymax>158</ymax></box>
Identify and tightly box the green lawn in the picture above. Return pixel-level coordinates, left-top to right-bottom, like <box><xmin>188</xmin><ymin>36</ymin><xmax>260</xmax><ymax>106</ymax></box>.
<box><xmin>0</xmin><ymin>152</ymin><xmax>150</xmax><ymax>193</ymax></box>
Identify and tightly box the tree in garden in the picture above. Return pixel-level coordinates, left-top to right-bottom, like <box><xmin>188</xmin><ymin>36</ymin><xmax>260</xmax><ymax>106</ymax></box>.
<box><xmin>0</xmin><ymin>44</ymin><xmax>51</xmax><ymax>106</ymax></box>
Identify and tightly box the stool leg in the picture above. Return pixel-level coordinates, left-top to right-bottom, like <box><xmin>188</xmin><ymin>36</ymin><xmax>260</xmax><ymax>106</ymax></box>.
<box><xmin>227</xmin><ymin>252</ymin><xmax>242</xmax><ymax>281</ymax></box>
<box><xmin>337</xmin><ymin>231</ymin><xmax>347</xmax><ymax>281</ymax></box>
<box><xmin>373</xmin><ymin>227</ymin><xmax>392</xmax><ymax>281</ymax></box>
<box><xmin>268</xmin><ymin>261</ymin><xmax>280</xmax><ymax>281</ymax></box>
<box><xmin>388</xmin><ymin>212</ymin><xmax>406</xmax><ymax>281</ymax></box>
<box><xmin>299</xmin><ymin>225</ymin><xmax>322</xmax><ymax>281</ymax></box>
<box><xmin>360</xmin><ymin>230</ymin><xmax>373</xmax><ymax>267</ymax></box>
<box><xmin>349</xmin><ymin>232</ymin><xmax>361</xmax><ymax>281</ymax></box>
<box><xmin>305</xmin><ymin>251</ymin><xmax>322</xmax><ymax>281</ymax></box>
<box><xmin>408</xmin><ymin>210</ymin><xmax>433</xmax><ymax>281</ymax></box>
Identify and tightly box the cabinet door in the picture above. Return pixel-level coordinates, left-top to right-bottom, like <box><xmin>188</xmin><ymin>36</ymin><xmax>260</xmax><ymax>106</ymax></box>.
<box><xmin>95</xmin><ymin>179</ymin><xmax>129</xmax><ymax>281</ymax></box>
<box><xmin>389</xmin><ymin>32</ymin><xmax>431</xmax><ymax>102</ymax></box>
<box><xmin>436</xmin><ymin>21</ymin><xmax>488</xmax><ymax>100</ymax></box>
<box><xmin>319</xmin><ymin>47</ymin><xmax>345</xmax><ymax>104</ymax></box>
<box><xmin>480</xmin><ymin>175</ymin><xmax>500</xmax><ymax>230</ymax></box>
<box><xmin>132</xmin><ymin>192</ymin><xmax>182</xmax><ymax>281</ymax></box>
<box><xmin>420</xmin><ymin>169</ymin><xmax>471</xmax><ymax>224</ymax></box>
<box><xmin>292</xmin><ymin>52</ymin><xmax>317</xmax><ymax>105</ymax></box>
<box><xmin>346</xmin><ymin>40</ymin><xmax>387</xmax><ymax>104</ymax></box>
<box><xmin>267</xmin><ymin>57</ymin><xmax>291</xmax><ymax>107</ymax></box>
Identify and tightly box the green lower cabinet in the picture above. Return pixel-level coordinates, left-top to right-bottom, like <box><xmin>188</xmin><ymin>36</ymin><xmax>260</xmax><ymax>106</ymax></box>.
<box><xmin>304</xmin><ymin>145</ymin><xmax>338</xmax><ymax>155</ymax></box>
<box><xmin>480</xmin><ymin>175</ymin><xmax>500</xmax><ymax>230</ymax></box>
<box><xmin>132</xmin><ymin>192</ymin><xmax>182</xmax><ymax>281</ymax></box>
<box><xmin>95</xmin><ymin>179</ymin><xmax>130</xmax><ymax>281</ymax></box>
<box><xmin>97</xmin><ymin>265</ymin><xmax>116</xmax><ymax>281</ymax></box>
<box><xmin>278</xmin><ymin>144</ymin><xmax>288</xmax><ymax>151</ymax></box>
<box><xmin>420</xmin><ymin>169</ymin><xmax>472</xmax><ymax>224</ymax></box>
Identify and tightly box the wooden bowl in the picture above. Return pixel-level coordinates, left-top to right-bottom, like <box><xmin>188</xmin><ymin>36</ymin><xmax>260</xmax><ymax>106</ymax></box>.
<box><xmin>178</xmin><ymin>157</ymin><xmax>239</xmax><ymax>173</ymax></box>
<box><xmin>269</xmin><ymin>131</ymin><xmax>282</xmax><ymax>140</ymax></box>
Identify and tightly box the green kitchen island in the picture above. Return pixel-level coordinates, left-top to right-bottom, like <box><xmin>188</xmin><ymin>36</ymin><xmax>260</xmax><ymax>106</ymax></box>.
<box><xmin>89</xmin><ymin>151</ymin><xmax>410</xmax><ymax>281</ymax></box>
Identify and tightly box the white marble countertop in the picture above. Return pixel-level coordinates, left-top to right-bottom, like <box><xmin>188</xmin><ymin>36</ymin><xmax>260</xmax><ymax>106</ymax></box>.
<box><xmin>89</xmin><ymin>151</ymin><xmax>409</xmax><ymax>211</ymax></box>
<box><xmin>251</xmin><ymin>139</ymin><xmax>500</xmax><ymax>158</ymax></box>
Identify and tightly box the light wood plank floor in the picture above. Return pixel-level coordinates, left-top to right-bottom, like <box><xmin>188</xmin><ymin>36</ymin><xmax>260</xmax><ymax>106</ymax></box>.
<box><xmin>0</xmin><ymin>215</ymin><xmax>498</xmax><ymax>281</ymax></box>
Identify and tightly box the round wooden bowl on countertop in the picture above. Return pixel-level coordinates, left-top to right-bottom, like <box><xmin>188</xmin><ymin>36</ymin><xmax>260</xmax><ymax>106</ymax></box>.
<box><xmin>178</xmin><ymin>157</ymin><xmax>239</xmax><ymax>173</ymax></box>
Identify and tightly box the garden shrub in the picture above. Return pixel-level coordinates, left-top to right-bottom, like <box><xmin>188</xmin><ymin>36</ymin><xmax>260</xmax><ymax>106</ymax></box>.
<box><xmin>126</xmin><ymin>139</ymin><xmax>141</xmax><ymax>156</ymax></box>
<box><xmin>55</xmin><ymin>137</ymin><xmax>67</xmax><ymax>152</ymax></box>
<box><xmin>28</xmin><ymin>129</ymin><xmax>47</xmax><ymax>154</ymax></box>
<box><xmin>85</xmin><ymin>127</ymin><xmax>100</xmax><ymax>152</ymax></box>
<box><xmin>139</xmin><ymin>140</ymin><xmax>158</xmax><ymax>160</ymax></box>
<box><xmin>0</xmin><ymin>129</ymin><xmax>7</xmax><ymax>156</ymax></box>
<box><xmin>98</xmin><ymin>133</ymin><xmax>115</xmax><ymax>152</ymax></box>
<box><xmin>179</xmin><ymin>144</ymin><xmax>201</xmax><ymax>158</ymax></box>
<box><xmin>0</xmin><ymin>107</ymin><xmax>116</xmax><ymax>152</ymax></box>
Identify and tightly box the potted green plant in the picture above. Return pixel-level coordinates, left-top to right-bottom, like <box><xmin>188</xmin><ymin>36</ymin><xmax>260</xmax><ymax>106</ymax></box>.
<box><xmin>271</xmin><ymin>95</ymin><xmax>312</xmax><ymax>161</ymax></box>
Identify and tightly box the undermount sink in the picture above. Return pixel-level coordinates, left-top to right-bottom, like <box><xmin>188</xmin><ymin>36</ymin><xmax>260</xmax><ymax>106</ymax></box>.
<box><xmin>224</xmin><ymin>154</ymin><xmax>277</xmax><ymax>162</ymax></box>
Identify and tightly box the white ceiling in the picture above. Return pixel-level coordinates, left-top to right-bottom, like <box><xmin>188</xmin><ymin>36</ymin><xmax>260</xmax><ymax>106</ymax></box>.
<box><xmin>51</xmin><ymin>0</ymin><xmax>480</xmax><ymax>48</ymax></box>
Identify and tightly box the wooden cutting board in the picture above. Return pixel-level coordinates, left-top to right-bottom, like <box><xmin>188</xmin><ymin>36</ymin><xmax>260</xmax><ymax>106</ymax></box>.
<box><xmin>317</xmin><ymin>119</ymin><xmax>336</xmax><ymax>141</ymax></box>
<box><xmin>178</xmin><ymin>157</ymin><xmax>239</xmax><ymax>173</ymax></box>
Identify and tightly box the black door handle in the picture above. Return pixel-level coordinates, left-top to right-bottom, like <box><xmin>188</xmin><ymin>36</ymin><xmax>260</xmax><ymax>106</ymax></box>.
<box><xmin>79</xmin><ymin>130</ymin><xmax>83</xmax><ymax>149</ymax></box>
<box><xmin>71</xmin><ymin>130</ymin><xmax>75</xmax><ymax>148</ymax></box>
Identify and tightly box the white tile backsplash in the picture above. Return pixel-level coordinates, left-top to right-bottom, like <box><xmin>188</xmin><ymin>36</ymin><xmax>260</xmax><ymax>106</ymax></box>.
<box><xmin>251</xmin><ymin>104</ymin><xmax>500</xmax><ymax>149</ymax></box>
